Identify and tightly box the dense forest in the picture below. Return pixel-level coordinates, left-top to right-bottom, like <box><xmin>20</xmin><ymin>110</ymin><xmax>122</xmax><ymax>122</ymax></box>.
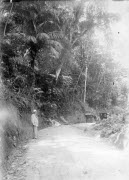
<box><xmin>1</xmin><ymin>1</ymin><xmax>128</xmax><ymax>114</ymax></box>
<box><xmin>0</xmin><ymin>0</ymin><xmax>129</xmax><ymax>166</ymax></box>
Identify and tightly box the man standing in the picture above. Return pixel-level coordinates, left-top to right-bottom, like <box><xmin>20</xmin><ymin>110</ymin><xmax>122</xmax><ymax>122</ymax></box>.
<box><xmin>31</xmin><ymin>109</ymin><xmax>39</xmax><ymax>139</ymax></box>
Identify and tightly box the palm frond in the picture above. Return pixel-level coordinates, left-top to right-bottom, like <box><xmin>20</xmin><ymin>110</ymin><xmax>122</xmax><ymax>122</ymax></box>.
<box><xmin>26</xmin><ymin>35</ymin><xmax>37</xmax><ymax>44</ymax></box>
<box><xmin>62</xmin><ymin>75</ymin><xmax>72</xmax><ymax>87</ymax></box>
<box><xmin>50</xmin><ymin>47</ymin><xmax>60</xmax><ymax>59</ymax></box>
<box><xmin>4</xmin><ymin>32</ymin><xmax>26</xmax><ymax>42</ymax></box>
<box><xmin>49</xmin><ymin>31</ymin><xmax>64</xmax><ymax>40</ymax></box>
<box><xmin>49</xmin><ymin>40</ymin><xmax>63</xmax><ymax>51</ymax></box>
<box><xmin>36</xmin><ymin>32</ymin><xmax>50</xmax><ymax>41</ymax></box>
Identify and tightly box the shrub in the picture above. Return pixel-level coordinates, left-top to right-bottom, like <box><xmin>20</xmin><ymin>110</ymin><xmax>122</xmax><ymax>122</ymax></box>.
<box><xmin>94</xmin><ymin>113</ymin><xmax>125</xmax><ymax>138</ymax></box>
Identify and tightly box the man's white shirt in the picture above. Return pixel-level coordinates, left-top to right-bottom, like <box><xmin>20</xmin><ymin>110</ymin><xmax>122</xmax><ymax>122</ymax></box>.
<box><xmin>31</xmin><ymin>114</ymin><xmax>38</xmax><ymax>127</ymax></box>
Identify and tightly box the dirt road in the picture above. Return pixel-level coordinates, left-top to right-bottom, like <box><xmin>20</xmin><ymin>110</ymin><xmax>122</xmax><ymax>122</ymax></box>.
<box><xmin>22</xmin><ymin>124</ymin><xmax>129</xmax><ymax>180</ymax></box>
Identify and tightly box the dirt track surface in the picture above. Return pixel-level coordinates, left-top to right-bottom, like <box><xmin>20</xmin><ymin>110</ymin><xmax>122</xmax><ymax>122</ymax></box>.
<box><xmin>22</xmin><ymin>124</ymin><xmax>129</xmax><ymax>180</ymax></box>
<box><xmin>3</xmin><ymin>124</ymin><xmax>129</xmax><ymax>180</ymax></box>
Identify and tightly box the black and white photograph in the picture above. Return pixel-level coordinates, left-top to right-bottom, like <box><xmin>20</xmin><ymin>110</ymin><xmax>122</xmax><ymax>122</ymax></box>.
<box><xmin>1</xmin><ymin>0</ymin><xmax>129</xmax><ymax>179</ymax></box>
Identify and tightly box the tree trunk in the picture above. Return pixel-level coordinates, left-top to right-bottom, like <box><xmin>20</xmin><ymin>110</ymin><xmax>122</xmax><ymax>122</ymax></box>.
<box><xmin>30</xmin><ymin>48</ymin><xmax>36</xmax><ymax>111</ymax></box>
<box><xmin>84</xmin><ymin>65</ymin><xmax>88</xmax><ymax>103</ymax></box>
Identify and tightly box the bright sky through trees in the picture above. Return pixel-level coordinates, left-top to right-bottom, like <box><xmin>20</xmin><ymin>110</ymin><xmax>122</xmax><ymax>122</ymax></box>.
<box><xmin>82</xmin><ymin>0</ymin><xmax>129</xmax><ymax>69</ymax></box>
<box><xmin>107</xmin><ymin>0</ymin><xmax>129</xmax><ymax>69</ymax></box>
<box><xmin>83</xmin><ymin>0</ymin><xmax>129</xmax><ymax>69</ymax></box>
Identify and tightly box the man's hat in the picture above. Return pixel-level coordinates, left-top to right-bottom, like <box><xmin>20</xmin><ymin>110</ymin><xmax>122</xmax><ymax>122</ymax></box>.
<box><xmin>33</xmin><ymin>109</ymin><xmax>37</xmax><ymax>113</ymax></box>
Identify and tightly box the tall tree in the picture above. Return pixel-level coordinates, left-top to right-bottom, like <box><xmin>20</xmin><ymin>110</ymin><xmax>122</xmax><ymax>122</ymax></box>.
<box><xmin>1</xmin><ymin>1</ymin><xmax>63</xmax><ymax>110</ymax></box>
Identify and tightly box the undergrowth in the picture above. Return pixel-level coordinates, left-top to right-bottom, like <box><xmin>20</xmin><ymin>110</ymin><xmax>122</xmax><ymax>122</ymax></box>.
<box><xmin>94</xmin><ymin>114</ymin><xmax>125</xmax><ymax>138</ymax></box>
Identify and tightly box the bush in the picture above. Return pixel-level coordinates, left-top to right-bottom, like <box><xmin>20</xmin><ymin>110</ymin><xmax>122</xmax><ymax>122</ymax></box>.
<box><xmin>1</xmin><ymin>103</ymin><xmax>52</xmax><ymax>172</ymax></box>
<box><xmin>0</xmin><ymin>105</ymin><xmax>32</xmax><ymax>172</ymax></box>
<box><xmin>94</xmin><ymin>113</ymin><xmax>125</xmax><ymax>138</ymax></box>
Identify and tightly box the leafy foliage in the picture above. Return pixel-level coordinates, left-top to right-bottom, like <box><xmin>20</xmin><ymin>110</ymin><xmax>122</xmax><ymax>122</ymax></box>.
<box><xmin>1</xmin><ymin>0</ymin><xmax>128</xmax><ymax>117</ymax></box>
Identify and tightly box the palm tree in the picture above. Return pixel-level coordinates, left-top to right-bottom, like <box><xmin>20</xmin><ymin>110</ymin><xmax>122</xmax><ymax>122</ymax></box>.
<box><xmin>48</xmin><ymin>2</ymin><xmax>88</xmax><ymax>81</ymax></box>
<box><xmin>1</xmin><ymin>1</ymin><xmax>63</xmax><ymax>110</ymax></box>
<box><xmin>1</xmin><ymin>1</ymin><xmax>119</xmax><ymax>110</ymax></box>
